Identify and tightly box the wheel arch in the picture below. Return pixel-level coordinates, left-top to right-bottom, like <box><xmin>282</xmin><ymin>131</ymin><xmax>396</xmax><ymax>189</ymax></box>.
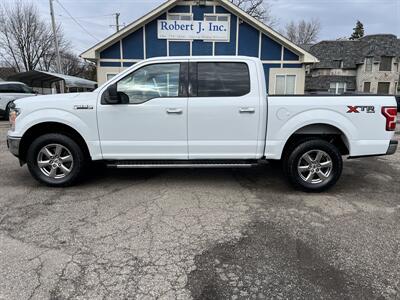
<box><xmin>19</xmin><ymin>122</ymin><xmax>91</xmax><ymax>163</ymax></box>
<box><xmin>282</xmin><ymin>123</ymin><xmax>351</xmax><ymax>159</ymax></box>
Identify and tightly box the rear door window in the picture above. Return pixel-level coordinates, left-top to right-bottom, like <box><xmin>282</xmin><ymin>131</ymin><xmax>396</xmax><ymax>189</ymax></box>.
<box><xmin>196</xmin><ymin>62</ymin><xmax>250</xmax><ymax>97</ymax></box>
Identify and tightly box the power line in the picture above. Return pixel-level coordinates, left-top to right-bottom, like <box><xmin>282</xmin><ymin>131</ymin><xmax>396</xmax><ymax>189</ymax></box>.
<box><xmin>55</xmin><ymin>0</ymin><xmax>100</xmax><ymax>42</ymax></box>
<box><xmin>56</xmin><ymin>13</ymin><xmax>115</xmax><ymax>20</ymax></box>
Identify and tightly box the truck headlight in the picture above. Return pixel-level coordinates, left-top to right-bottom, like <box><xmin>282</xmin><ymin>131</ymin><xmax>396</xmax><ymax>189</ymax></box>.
<box><xmin>9</xmin><ymin>107</ymin><xmax>21</xmax><ymax>131</ymax></box>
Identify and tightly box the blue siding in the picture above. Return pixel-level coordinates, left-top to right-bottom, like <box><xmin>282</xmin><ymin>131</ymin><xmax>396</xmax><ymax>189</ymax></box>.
<box><xmin>238</xmin><ymin>22</ymin><xmax>259</xmax><ymax>57</ymax></box>
<box><xmin>122</xmin><ymin>28</ymin><xmax>144</xmax><ymax>59</ymax></box>
<box><xmin>215</xmin><ymin>14</ymin><xmax>237</xmax><ymax>55</ymax></box>
<box><xmin>283</xmin><ymin>48</ymin><xmax>299</xmax><ymax>61</ymax></box>
<box><xmin>215</xmin><ymin>5</ymin><xmax>229</xmax><ymax>14</ymax></box>
<box><xmin>263</xmin><ymin>63</ymin><xmax>281</xmax><ymax>93</ymax></box>
<box><xmin>145</xmin><ymin>14</ymin><xmax>167</xmax><ymax>58</ymax></box>
<box><xmin>100</xmin><ymin>41</ymin><xmax>120</xmax><ymax>59</ymax></box>
<box><xmin>100</xmin><ymin>61</ymin><xmax>121</xmax><ymax>67</ymax></box>
<box><xmin>283</xmin><ymin>64</ymin><xmax>302</xmax><ymax>68</ymax></box>
<box><xmin>192</xmin><ymin>5</ymin><xmax>213</xmax><ymax>20</ymax></box>
<box><xmin>169</xmin><ymin>41</ymin><xmax>190</xmax><ymax>56</ymax></box>
<box><xmin>192</xmin><ymin>40</ymin><xmax>213</xmax><ymax>55</ymax></box>
<box><xmin>168</xmin><ymin>5</ymin><xmax>190</xmax><ymax>13</ymax></box>
<box><xmin>123</xmin><ymin>62</ymin><xmax>136</xmax><ymax>67</ymax></box>
<box><xmin>261</xmin><ymin>34</ymin><xmax>281</xmax><ymax>60</ymax></box>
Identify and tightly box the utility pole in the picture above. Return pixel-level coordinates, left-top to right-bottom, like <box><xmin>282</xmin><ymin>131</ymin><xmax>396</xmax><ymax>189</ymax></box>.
<box><xmin>49</xmin><ymin>0</ymin><xmax>65</xmax><ymax>93</ymax></box>
<box><xmin>115</xmin><ymin>13</ymin><xmax>120</xmax><ymax>32</ymax></box>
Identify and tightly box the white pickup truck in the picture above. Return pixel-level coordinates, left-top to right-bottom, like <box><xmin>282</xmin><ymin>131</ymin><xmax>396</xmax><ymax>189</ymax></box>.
<box><xmin>7</xmin><ymin>56</ymin><xmax>398</xmax><ymax>192</ymax></box>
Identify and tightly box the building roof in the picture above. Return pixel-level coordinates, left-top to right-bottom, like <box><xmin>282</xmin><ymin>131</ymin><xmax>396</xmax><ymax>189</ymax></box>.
<box><xmin>308</xmin><ymin>34</ymin><xmax>400</xmax><ymax>70</ymax></box>
<box><xmin>80</xmin><ymin>0</ymin><xmax>318</xmax><ymax>63</ymax></box>
<box><xmin>8</xmin><ymin>70</ymin><xmax>97</xmax><ymax>89</ymax></box>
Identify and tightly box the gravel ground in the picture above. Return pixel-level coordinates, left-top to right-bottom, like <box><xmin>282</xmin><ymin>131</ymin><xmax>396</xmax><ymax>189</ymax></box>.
<box><xmin>0</xmin><ymin>121</ymin><xmax>399</xmax><ymax>300</ymax></box>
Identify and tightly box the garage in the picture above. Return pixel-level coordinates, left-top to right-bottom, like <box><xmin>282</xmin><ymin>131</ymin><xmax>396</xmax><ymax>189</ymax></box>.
<box><xmin>81</xmin><ymin>0</ymin><xmax>317</xmax><ymax>94</ymax></box>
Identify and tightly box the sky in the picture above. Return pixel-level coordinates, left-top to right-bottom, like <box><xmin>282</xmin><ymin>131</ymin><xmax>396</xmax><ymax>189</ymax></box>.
<box><xmin>4</xmin><ymin>0</ymin><xmax>400</xmax><ymax>54</ymax></box>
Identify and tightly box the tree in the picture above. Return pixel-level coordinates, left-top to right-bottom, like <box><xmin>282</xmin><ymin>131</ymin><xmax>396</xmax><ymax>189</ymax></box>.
<box><xmin>285</xmin><ymin>19</ymin><xmax>321</xmax><ymax>45</ymax></box>
<box><xmin>229</xmin><ymin>0</ymin><xmax>277</xmax><ymax>27</ymax></box>
<box><xmin>0</xmin><ymin>0</ymin><xmax>69</xmax><ymax>72</ymax></box>
<box><xmin>350</xmin><ymin>20</ymin><xmax>364</xmax><ymax>40</ymax></box>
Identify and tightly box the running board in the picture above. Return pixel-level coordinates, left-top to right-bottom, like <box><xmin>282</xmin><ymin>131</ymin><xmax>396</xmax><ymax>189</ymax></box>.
<box><xmin>106</xmin><ymin>160</ymin><xmax>258</xmax><ymax>169</ymax></box>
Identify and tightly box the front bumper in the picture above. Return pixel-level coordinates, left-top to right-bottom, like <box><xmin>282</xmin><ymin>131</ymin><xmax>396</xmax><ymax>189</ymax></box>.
<box><xmin>7</xmin><ymin>136</ymin><xmax>21</xmax><ymax>157</ymax></box>
<box><xmin>386</xmin><ymin>140</ymin><xmax>398</xmax><ymax>155</ymax></box>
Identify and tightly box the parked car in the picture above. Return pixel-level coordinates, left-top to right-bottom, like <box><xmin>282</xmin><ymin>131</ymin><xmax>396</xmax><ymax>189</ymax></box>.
<box><xmin>0</xmin><ymin>81</ymin><xmax>36</xmax><ymax>119</ymax></box>
<box><xmin>395</xmin><ymin>95</ymin><xmax>400</xmax><ymax>112</ymax></box>
<box><xmin>6</xmin><ymin>56</ymin><xmax>398</xmax><ymax>192</ymax></box>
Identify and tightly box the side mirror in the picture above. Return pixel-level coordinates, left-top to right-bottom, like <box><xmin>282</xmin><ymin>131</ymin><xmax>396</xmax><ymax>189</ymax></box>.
<box><xmin>102</xmin><ymin>83</ymin><xmax>121</xmax><ymax>104</ymax></box>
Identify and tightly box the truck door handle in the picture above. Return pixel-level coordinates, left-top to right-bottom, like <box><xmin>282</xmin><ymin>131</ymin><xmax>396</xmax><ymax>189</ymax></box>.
<box><xmin>166</xmin><ymin>108</ymin><xmax>183</xmax><ymax>114</ymax></box>
<box><xmin>239</xmin><ymin>107</ymin><xmax>255</xmax><ymax>114</ymax></box>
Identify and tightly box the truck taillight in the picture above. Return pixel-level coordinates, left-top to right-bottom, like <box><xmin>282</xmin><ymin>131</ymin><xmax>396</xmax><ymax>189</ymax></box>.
<box><xmin>381</xmin><ymin>107</ymin><xmax>397</xmax><ymax>131</ymax></box>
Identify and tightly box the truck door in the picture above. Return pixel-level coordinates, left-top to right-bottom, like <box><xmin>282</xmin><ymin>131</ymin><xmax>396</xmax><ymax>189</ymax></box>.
<box><xmin>97</xmin><ymin>61</ymin><xmax>189</xmax><ymax>160</ymax></box>
<box><xmin>187</xmin><ymin>60</ymin><xmax>261</xmax><ymax>159</ymax></box>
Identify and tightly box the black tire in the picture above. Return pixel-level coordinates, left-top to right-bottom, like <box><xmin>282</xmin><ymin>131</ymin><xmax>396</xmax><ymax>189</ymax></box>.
<box><xmin>283</xmin><ymin>139</ymin><xmax>343</xmax><ymax>192</ymax></box>
<box><xmin>26</xmin><ymin>134</ymin><xmax>85</xmax><ymax>187</ymax></box>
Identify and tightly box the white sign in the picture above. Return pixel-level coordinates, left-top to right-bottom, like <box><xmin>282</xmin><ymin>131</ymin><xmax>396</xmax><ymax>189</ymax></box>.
<box><xmin>158</xmin><ymin>20</ymin><xmax>230</xmax><ymax>41</ymax></box>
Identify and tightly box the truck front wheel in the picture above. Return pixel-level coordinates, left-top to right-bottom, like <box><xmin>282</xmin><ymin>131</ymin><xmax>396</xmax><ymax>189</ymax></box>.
<box><xmin>26</xmin><ymin>134</ymin><xmax>85</xmax><ymax>187</ymax></box>
<box><xmin>284</xmin><ymin>139</ymin><xmax>343</xmax><ymax>192</ymax></box>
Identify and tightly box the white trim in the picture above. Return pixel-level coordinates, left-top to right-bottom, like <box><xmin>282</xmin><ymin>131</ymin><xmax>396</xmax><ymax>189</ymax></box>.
<box><xmin>258</xmin><ymin>31</ymin><xmax>262</xmax><ymax>58</ymax></box>
<box><xmin>81</xmin><ymin>0</ymin><xmax>318</xmax><ymax>63</ymax></box>
<box><xmin>143</xmin><ymin>25</ymin><xmax>146</xmax><ymax>59</ymax></box>
<box><xmin>262</xmin><ymin>60</ymin><xmax>301</xmax><ymax>64</ymax></box>
<box><xmin>167</xmin><ymin>40</ymin><xmax>170</xmax><ymax>56</ymax></box>
<box><xmin>119</xmin><ymin>40</ymin><xmax>123</xmax><ymax>66</ymax></box>
<box><xmin>235</xmin><ymin>17</ymin><xmax>239</xmax><ymax>56</ymax></box>
<box><xmin>280</xmin><ymin>46</ymin><xmax>284</xmax><ymax>68</ymax></box>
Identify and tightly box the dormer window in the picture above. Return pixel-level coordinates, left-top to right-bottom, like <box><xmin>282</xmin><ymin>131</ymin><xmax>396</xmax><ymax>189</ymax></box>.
<box><xmin>167</xmin><ymin>13</ymin><xmax>193</xmax><ymax>21</ymax></box>
<box><xmin>379</xmin><ymin>56</ymin><xmax>392</xmax><ymax>71</ymax></box>
<box><xmin>204</xmin><ymin>14</ymin><xmax>230</xmax><ymax>22</ymax></box>
<box><xmin>365</xmin><ymin>57</ymin><xmax>373</xmax><ymax>72</ymax></box>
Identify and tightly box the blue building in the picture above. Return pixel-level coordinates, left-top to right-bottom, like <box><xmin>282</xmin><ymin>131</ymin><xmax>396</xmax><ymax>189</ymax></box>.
<box><xmin>81</xmin><ymin>0</ymin><xmax>318</xmax><ymax>94</ymax></box>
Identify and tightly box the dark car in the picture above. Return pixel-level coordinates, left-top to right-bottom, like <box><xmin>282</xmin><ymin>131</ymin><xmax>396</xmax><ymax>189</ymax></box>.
<box><xmin>396</xmin><ymin>96</ymin><xmax>400</xmax><ymax>112</ymax></box>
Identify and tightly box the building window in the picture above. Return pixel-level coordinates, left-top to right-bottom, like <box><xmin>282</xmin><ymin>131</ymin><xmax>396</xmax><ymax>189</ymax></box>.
<box><xmin>329</xmin><ymin>82</ymin><xmax>347</xmax><ymax>95</ymax></box>
<box><xmin>204</xmin><ymin>14</ymin><xmax>230</xmax><ymax>22</ymax></box>
<box><xmin>395</xmin><ymin>82</ymin><xmax>399</xmax><ymax>95</ymax></box>
<box><xmin>379</xmin><ymin>56</ymin><xmax>392</xmax><ymax>72</ymax></box>
<box><xmin>377</xmin><ymin>82</ymin><xmax>390</xmax><ymax>94</ymax></box>
<box><xmin>275</xmin><ymin>75</ymin><xmax>296</xmax><ymax>95</ymax></box>
<box><xmin>197</xmin><ymin>62</ymin><xmax>250</xmax><ymax>97</ymax></box>
<box><xmin>167</xmin><ymin>13</ymin><xmax>193</xmax><ymax>21</ymax></box>
<box><xmin>363</xmin><ymin>82</ymin><xmax>371</xmax><ymax>93</ymax></box>
<box><xmin>106</xmin><ymin>74</ymin><xmax>117</xmax><ymax>81</ymax></box>
<box><xmin>365</xmin><ymin>57</ymin><xmax>373</xmax><ymax>72</ymax></box>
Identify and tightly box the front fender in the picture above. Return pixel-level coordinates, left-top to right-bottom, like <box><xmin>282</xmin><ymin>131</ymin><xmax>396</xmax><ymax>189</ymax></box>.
<box><xmin>12</xmin><ymin>108</ymin><xmax>102</xmax><ymax>160</ymax></box>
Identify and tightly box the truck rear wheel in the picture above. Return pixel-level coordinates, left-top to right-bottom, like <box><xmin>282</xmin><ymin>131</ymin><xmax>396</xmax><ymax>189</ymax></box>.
<box><xmin>26</xmin><ymin>133</ymin><xmax>85</xmax><ymax>187</ymax></box>
<box><xmin>284</xmin><ymin>139</ymin><xmax>343</xmax><ymax>192</ymax></box>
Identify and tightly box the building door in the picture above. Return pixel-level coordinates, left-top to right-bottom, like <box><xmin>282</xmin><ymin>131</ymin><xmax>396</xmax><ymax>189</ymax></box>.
<box><xmin>187</xmin><ymin>60</ymin><xmax>261</xmax><ymax>159</ymax></box>
<box><xmin>97</xmin><ymin>62</ymin><xmax>189</xmax><ymax>159</ymax></box>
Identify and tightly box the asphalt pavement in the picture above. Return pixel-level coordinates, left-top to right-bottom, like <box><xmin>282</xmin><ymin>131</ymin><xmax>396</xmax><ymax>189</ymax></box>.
<box><xmin>0</xmin><ymin>121</ymin><xmax>399</xmax><ymax>299</ymax></box>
